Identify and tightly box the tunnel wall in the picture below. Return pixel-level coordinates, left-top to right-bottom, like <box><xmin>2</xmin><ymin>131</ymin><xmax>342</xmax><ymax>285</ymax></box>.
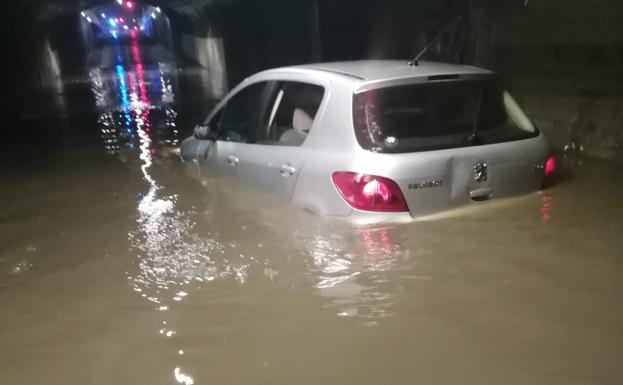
<box><xmin>180</xmin><ymin>33</ymin><xmax>228</xmax><ymax>98</ymax></box>
<box><xmin>52</xmin><ymin>13</ymin><xmax>88</xmax><ymax>76</ymax></box>
<box><xmin>319</xmin><ymin>0</ymin><xmax>469</xmax><ymax>62</ymax></box>
<box><xmin>0</xmin><ymin>9</ymin><xmax>67</xmax><ymax>122</ymax></box>
<box><xmin>211</xmin><ymin>0</ymin><xmax>316</xmax><ymax>87</ymax></box>
<box><xmin>208</xmin><ymin>0</ymin><xmax>468</xmax><ymax>87</ymax></box>
<box><xmin>473</xmin><ymin>0</ymin><xmax>623</xmax><ymax>163</ymax></box>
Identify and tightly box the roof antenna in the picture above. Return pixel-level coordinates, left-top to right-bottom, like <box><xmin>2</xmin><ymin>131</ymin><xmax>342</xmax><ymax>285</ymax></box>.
<box><xmin>408</xmin><ymin>16</ymin><xmax>463</xmax><ymax>66</ymax></box>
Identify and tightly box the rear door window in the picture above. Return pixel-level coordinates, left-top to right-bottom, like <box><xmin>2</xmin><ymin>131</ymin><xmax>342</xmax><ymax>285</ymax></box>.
<box><xmin>257</xmin><ymin>81</ymin><xmax>325</xmax><ymax>146</ymax></box>
<box><xmin>352</xmin><ymin>79</ymin><xmax>537</xmax><ymax>153</ymax></box>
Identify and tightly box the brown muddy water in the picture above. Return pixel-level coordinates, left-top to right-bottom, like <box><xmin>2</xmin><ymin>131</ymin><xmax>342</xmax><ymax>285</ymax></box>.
<box><xmin>1</xmin><ymin>54</ymin><xmax>623</xmax><ymax>385</ymax></box>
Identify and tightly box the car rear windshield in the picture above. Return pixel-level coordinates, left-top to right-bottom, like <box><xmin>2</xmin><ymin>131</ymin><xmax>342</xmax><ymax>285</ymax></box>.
<box><xmin>352</xmin><ymin>79</ymin><xmax>538</xmax><ymax>153</ymax></box>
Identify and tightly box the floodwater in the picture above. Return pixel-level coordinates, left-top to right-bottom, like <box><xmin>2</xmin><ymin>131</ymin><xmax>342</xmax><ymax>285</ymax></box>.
<box><xmin>1</xmin><ymin>43</ymin><xmax>623</xmax><ymax>385</ymax></box>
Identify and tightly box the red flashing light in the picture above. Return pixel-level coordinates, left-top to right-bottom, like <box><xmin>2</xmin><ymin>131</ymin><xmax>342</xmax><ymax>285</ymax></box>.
<box><xmin>332</xmin><ymin>172</ymin><xmax>408</xmax><ymax>212</ymax></box>
<box><xmin>126</xmin><ymin>2</ymin><xmax>134</xmax><ymax>9</ymax></box>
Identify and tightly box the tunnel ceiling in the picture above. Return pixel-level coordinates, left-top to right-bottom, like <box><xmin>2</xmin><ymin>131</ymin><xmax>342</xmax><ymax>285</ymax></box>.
<box><xmin>18</xmin><ymin>0</ymin><xmax>237</xmax><ymax>21</ymax></box>
<box><xmin>19</xmin><ymin>0</ymin><xmax>477</xmax><ymax>22</ymax></box>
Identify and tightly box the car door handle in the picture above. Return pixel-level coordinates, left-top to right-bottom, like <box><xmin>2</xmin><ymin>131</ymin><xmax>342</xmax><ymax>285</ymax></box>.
<box><xmin>279</xmin><ymin>163</ymin><xmax>296</xmax><ymax>177</ymax></box>
<box><xmin>470</xmin><ymin>187</ymin><xmax>493</xmax><ymax>202</ymax></box>
<box><xmin>227</xmin><ymin>154</ymin><xmax>239</xmax><ymax>166</ymax></box>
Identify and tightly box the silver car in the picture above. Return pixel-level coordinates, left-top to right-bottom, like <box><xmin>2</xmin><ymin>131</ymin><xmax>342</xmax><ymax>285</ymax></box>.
<box><xmin>181</xmin><ymin>60</ymin><xmax>555</xmax><ymax>223</ymax></box>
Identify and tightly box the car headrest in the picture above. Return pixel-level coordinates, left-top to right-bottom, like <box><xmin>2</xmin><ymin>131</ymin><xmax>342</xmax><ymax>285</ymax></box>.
<box><xmin>292</xmin><ymin>108</ymin><xmax>313</xmax><ymax>134</ymax></box>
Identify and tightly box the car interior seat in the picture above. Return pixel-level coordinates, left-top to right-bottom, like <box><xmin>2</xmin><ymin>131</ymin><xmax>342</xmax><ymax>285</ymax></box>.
<box><xmin>279</xmin><ymin>108</ymin><xmax>313</xmax><ymax>146</ymax></box>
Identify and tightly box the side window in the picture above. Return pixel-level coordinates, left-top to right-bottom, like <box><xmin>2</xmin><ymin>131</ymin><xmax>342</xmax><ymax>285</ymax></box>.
<box><xmin>212</xmin><ymin>82</ymin><xmax>267</xmax><ymax>143</ymax></box>
<box><xmin>207</xmin><ymin>109</ymin><xmax>223</xmax><ymax>132</ymax></box>
<box><xmin>257</xmin><ymin>82</ymin><xmax>325</xmax><ymax>146</ymax></box>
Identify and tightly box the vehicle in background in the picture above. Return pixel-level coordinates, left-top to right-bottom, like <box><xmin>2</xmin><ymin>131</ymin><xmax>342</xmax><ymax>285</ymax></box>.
<box><xmin>181</xmin><ymin>60</ymin><xmax>555</xmax><ymax>223</ymax></box>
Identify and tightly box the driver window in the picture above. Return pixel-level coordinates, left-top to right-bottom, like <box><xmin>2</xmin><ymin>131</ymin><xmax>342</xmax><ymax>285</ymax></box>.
<box><xmin>211</xmin><ymin>82</ymin><xmax>267</xmax><ymax>143</ymax></box>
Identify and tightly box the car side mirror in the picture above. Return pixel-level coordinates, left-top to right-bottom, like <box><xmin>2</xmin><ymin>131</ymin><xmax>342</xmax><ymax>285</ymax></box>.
<box><xmin>194</xmin><ymin>124</ymin><xmax>216</xmax><ymax>141</ymax></box>
<box><xmin>194</xmin><ymin>124</ymin><xmax>208</xmax><ymax>139</ymax></box>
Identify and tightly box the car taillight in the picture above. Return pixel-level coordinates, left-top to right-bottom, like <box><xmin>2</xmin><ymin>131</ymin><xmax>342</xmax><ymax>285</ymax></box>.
<box><xmin>544</xmin><ymin>155</ymin><xmax>556</xmax><ymax>177</ymax></box>
<box><xmin>331</xmin><ymin>172</ymin><xmax>408</xmax><ymax>212</ymax></box>
<box><xmin>541</xmin><ymin>155</ymin><xmax>557</xmax><ymax>189</ymax></box>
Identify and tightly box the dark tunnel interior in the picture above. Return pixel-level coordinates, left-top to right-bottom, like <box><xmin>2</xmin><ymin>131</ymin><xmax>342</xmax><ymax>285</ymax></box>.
<box><xmin>2</xmin><ymin>0</ymin><xmax>622</xmax><ymax>162</ymax></box>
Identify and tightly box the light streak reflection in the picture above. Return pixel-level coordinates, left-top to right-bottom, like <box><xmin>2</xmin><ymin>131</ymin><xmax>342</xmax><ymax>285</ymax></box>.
<box><xmin>88</xmin><ymin>41</ymin><xmax>180</xmax><ymax>156</ymax></box>
<box><xmin>540</xmin><ymin>192</ymin><xmax>554</xmax><ymax>224</ymax></box>
<box><xmin>88</xmin><ymin>36</ymin><xmax>205</xmax><ymax>384</ymax></box>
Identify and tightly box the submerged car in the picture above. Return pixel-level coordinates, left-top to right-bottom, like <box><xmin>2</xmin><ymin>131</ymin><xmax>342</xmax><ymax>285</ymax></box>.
<box><xmin>181</xmin><ymin>60</ymin><xmax>555</xmax><ymax>222</ymax></box>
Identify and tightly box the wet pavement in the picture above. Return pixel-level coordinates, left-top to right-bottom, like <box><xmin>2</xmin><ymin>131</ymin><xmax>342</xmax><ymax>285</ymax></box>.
<box><xmin>1</xmin><ymin>43</ymin><xmax>623</xmax><ymax>385</ymax></box>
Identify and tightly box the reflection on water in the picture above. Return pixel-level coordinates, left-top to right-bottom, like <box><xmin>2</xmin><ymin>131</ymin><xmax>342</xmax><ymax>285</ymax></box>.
<box><xmin>298</xmin><ymin>227</ymin><xmax>406</xmax><ymax>323</ymax></box>
<box><xmin>89</xmin><ymin>40</ymin><xmax>179</xmax><ymax>157</ymax></box>
<box><xmin>540</xmin><ymin>192</ymin><xmax>553</xmax><ymax>224</ymax></box>
<box><xmin>93</xmin><ymin>37</ymin><xmax>202</xmax><ymax>383</ymax></box>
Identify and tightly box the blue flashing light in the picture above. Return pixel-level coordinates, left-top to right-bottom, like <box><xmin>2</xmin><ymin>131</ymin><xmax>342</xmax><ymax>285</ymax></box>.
<box><xmin>109</xmin><ymin>18</ymin><xmax>117</xmax><ymax>27</ymax></box>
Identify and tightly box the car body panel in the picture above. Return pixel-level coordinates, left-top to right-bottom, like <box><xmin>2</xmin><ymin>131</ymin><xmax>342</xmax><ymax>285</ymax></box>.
<box><xmin>234</xmin><ymin>143</ymin><xmax>312</xmax><ymax>199</ymax></box>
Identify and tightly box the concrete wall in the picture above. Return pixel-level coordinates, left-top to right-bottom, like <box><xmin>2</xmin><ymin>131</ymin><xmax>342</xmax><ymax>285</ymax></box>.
<box><xmin>474</xmin><ymin>0</ymin><xmax>623</xmax><ymax>162</ymax></box>
<box><xmin>38</xmin><ymin>38</ymin><xmax>63</xmax><ymax>89</ymax></box>
<box><xmin>180</xmin><ymin>33</ymin><xmax>228</xmax><ymax>98</ymax></box>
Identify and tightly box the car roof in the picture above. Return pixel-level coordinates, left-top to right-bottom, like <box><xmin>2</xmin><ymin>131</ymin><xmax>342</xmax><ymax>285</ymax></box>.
<box><xmin>286</xmin><ymin>60</ymin><xmax>493</xmax><ymax>82</ymax></box>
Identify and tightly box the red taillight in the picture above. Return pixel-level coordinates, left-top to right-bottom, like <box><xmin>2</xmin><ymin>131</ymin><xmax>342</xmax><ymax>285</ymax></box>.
<box><xmin>331</xmin><ymin>172</ymin><xmax>408</xmax><ymax>212</ymax></box>
<box><xmin>544</xmin><ymin>155</ymin><xmax>556</xmax><ymax>177</ymax></box>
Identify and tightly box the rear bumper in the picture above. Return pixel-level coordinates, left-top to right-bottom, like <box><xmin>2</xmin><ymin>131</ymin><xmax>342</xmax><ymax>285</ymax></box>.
<box><xmin>332</xmin><ymin>187</ymin><xmax>543</xmax><ymax>225</ymax></box>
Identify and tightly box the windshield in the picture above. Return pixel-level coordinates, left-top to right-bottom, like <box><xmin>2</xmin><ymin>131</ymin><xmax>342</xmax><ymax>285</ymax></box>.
<box><xmin>352</xmin><ymin>79</ymin><xmax>538</xmax><ymax>153</ymax></box>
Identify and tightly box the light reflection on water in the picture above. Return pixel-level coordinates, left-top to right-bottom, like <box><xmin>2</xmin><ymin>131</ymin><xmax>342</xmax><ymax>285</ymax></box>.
<box><xmin>91</xmin><ymin>37</ymin><xmax>205</xmax><ymax>384</ymax></box>
<box><xmin>88</xmin><ymin>49</ymin><xmax>180</xmax><ymax>157</ymax></box>
<box><xmin>296</xmin><ymin>226</ymin><xmax>407</xmax><ymax>323</ymax></box>
<box><xmin>540</xmin><ymin>192</ymin><xmax>553</xmax><ymax>224</ymax></box>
